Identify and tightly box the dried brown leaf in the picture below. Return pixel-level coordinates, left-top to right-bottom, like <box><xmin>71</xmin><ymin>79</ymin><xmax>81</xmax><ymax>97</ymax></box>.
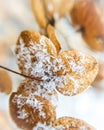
<box><xmin>56</xmin><ymin>50</ymin><xmax>98</xmax><ymax>96</ymax></box>
<box><xmin>53</xmin><ymin>117</ymin><xmax>96</xmax><ymax>130</ymax></box>
<box><xmin>0</xmin><ymin>70</ymin><xmax>12</xmax><ymax>94</ymax></box>
<box><xmin>70</xmin><ymin>0</ymin><xmax>104</xmax><ymax>51</ymax></box>
<box><xmin>47</xmin><ymin>24</ymin><xmax>61</xmax><ymax>53</ymax></box>
<box><xmin>44</xmin><ymin>0</ymin><xmax>74</xmax><ymax>20</ymax></box>
<box><xmin>31</xmin><ymin>0</ymin><xmax>47</xmax><ymax>29</ymax></box>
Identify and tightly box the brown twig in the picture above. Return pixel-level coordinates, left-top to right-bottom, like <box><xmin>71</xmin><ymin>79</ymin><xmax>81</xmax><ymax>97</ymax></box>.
<box><xmin>0</xmin><ymin>65</ymin><xmax>41</xmax><ymax>81</ymax></box>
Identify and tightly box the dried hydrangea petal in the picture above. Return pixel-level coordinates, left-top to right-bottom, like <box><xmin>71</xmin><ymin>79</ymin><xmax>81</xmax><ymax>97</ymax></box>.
<box><xmin>15</xmin><ymin>31</ymin><xmax>58</xmax><ymax>79</ymax></box>
<box><xmin>53</xmin><ymin>117</ymin><xmax>96</xmax><ymax>130</ymax></box>
<box><xmin>9</xmin><ymin>92</ymin><xmax>56</xmax><ymax>130</ymax></box>
<box><xmin>56</xmin><ymin>50</ymin><xmax>98</xmax><ymax>96</ymax></box>
<box><xmin>31</xmin><ymin>0</ymin><xmax>47</xmax><ymax>29</ymax></box>
<box><xmin>17</xmin><ymin>79</ymin><xmax>58</xmax><ymax>106</ymax></box>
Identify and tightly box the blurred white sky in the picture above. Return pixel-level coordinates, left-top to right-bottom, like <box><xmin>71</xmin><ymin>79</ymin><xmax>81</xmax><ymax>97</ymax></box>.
<box><xmin>0</xmin><ymin>0</ymin><xmax>38</xmax><ymax>45</ymax></box>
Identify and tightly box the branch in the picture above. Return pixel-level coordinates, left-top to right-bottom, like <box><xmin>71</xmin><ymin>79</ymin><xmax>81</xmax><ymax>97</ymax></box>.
<box><xmin>0</xmin><ymin>65</ymin><xmax>41</xmax><ymax>81</ymax></box>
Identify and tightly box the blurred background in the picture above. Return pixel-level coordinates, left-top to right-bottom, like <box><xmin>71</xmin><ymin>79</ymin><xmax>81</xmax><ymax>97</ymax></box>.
<box><xmin>0</xmin><ymin>0</ymin><xmax>104</xmax><ymax>130</ymax></box>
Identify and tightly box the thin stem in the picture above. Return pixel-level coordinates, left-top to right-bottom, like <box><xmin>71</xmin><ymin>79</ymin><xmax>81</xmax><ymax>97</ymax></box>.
<box><xmin>0</xmin><ymin>65</ymin><xmax>41</xmax><ymax>81</ymax></box>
